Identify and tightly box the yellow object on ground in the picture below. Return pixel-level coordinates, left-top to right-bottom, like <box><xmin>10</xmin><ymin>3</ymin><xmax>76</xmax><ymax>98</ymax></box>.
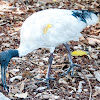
<box><xmin>43</xmin><ymin>24</ymin><xmax>52</xmax><ymax>34</ymax></box>
<box><xmin>71</xmin><ymin>50</ymin><xmax>88</xmax><ymax>56</ymax></box>
<box><xmin>6</xmin><ymin>73</ymin><xmax>9</xmax><ymax>79</ymax></box>
<box><xmin>52</xmin><ymin>0</ymin><xmax>56</xmax><ymax>2</ymax></box>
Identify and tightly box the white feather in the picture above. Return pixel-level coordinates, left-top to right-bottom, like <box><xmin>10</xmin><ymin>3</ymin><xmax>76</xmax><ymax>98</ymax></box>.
<box><xmin>17</xmin><ymin>9</ymin><xmax>98</xmax><ymax>57</ymax></box>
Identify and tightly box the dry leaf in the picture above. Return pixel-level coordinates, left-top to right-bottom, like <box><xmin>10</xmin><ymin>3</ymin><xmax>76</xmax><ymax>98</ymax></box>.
<box><xmin>58</xmin><ymin>78</ymin><xmax>68</xmax><ymax>84</ymax></box>
<box><xmin>38</xmin><ymin>0</ymin><xmax>54</xmax><ymax>3</ymax></box>
<box><xmin>15</xmin><ymin>92</ymin><xmax>28</xmax><ymax>99</ymax></box>
<box><xmin>71</xmin><ymin>50</ymin><xmax>87</xmax><ymax>56</ymax></box>
<box><xmin>10</xmin><ymin>76</ymin><xmax>22</xmax><ymax>82</ymax></box>
<box><xmin>87</xmin><ymin>37</ymin><xmax>100</xmax><ymax>45</ymax></box>
<box><xmin>12</xmin><ymin>69</ymin><xmax>19</xmax><ymax>72</ymax></box>
<box><xmin>22</xmin><ymin>71</ymin><xmax>31</xmax><ymax>78</ymax></box>
<box><xmin>85</xmin><ymin>74</ymin><xmax>94</xmax><ymax>78</ymax></box>
<box><xmin>91</xmin><ymin>53</ymin><xmax>98</xmax><ymax>59</ymax></box>
<box><xmin>14</xmin><ymin>27</ymin><xmax>20</xmax><ymax>32</ymax></box>
<box><xmin>36</xmin><ymin>86</ymin><xmax>47</xmax><ymax>91</ymax></box>
<box><xmin>6</xmin><ymin>73</ymin><xmax>9</xmax><ymax>79</ymax></box>
<box><xmin>9</xmin><ymin>69</ymin><xmax>20</xmax><ymax>76</ymax></box>
<box><xmin>75</xmin><ymin>3</ymin><xmax>85</xmax><ymax>8</ymax></box>
<box><xmin>68</xmin><ymin>86</ymin><xmax>76</xmax><ymax>92</ymax></box>
<box><xmin>94</xmin><ymin>71</ymin><xmax>100</xmax><ymax>82</ymax></box>
<box><xmin>78</xmin><ymin>72</ymin><xmax>84</xmax><ymax>79</ymax></box>
<box><xmin>93</xmin><ymin>86</ymin><xmax>100</xmax><ymax>97</ymax></box>
<box><xmin>52</xmin><ymin>0</ymin><xmax>56</xmax><ymax>2</ymax></box>
<box><xmin>19</xmin><ymin>81</ymin><xmax>24</xmax><ymax>93</ymax></box>
<box><xmin>77</xmin><ymin>81</ymin><xmax>85</xmax><ymax>93</ymax></box>
<box><xmin>27</xmin><ymin>9</ymin><xmax>36</xmax><ymax>13</ymax></box>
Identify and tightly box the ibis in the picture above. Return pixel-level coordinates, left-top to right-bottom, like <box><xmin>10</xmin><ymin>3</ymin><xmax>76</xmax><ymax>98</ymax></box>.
<box><xmin>0</xmin><ymin>9</ymin><xmax>99</xmax><ymax>91</ymax></box>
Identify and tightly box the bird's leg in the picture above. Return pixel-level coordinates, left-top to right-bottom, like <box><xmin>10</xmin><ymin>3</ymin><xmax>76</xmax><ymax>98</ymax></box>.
<box><xmin>45</xmin><ymin>53</ymin><xmax>55</xmax><ymax>88</ymax></box>
<box><xmin>35</xmin><ymin>53</ymin><xmax>55</xmax><ymax>88</ymax></box>
<box><xmin>59</xmin><ymin>43</ymin><xmax>80</xmax><ymax>76</ymax></box>
<box><xmin>46</xmin><ymin>53</ymin><xmax>53</xmax><ymax>78</ymax></box>
<box><xmin>1</xmin><ymin>65</ymin><xmax>9</xmax><ymax>92</ymax></box>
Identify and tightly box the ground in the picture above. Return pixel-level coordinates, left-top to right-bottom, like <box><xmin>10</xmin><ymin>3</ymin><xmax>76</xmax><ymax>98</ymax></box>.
<box><xmin>0</xmin><ymin>0</ymin><xmax>100</xmax><ymax>100</ymax></box>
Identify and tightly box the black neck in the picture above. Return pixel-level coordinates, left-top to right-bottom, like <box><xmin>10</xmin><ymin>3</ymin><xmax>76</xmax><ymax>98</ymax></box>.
<box><xmin>8</xmin><ymin>50</ymin><xmax>19</xmax><ymax>58</ymax></box>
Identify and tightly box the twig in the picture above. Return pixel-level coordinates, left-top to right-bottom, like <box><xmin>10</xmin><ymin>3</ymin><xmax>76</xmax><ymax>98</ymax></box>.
<box><xmin>45</xmin><ymin>64</ymin><xmax>66</xmax><ymax>68</ymax></box>
<box><xmin>18</xmin><ymin>0</ymin><xmax>28</xmax><ymax>10</ymax></box>
<box><xmin>89</xmin><ymin>34</ymin><xmax>100</xmax><ymax>39</ymax></box>
<box><xmin>81</xmin><ymin>72</ymin><xmax>92</xmax><ymax>100</ymax></box>
<box><xmin>0</xmin><ymin>22</ymin><xmax>7</xmax><ymax>26</ymax></box>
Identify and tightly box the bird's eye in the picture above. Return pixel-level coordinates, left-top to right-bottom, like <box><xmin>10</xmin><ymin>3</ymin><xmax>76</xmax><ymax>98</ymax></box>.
<box><xmin>3</xmin><ymin>59</ymin><xmax>5</xmax><ymax>61</ymax></box>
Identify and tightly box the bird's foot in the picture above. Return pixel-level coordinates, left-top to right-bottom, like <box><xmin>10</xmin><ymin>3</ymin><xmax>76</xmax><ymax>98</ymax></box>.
<box><xmin>4</xmin><ymin>85</ymin><xmax>9</xmax><ymax>92</ymax></box>
<box><xmin>34</xmin><ymin>77</ymin><xmax>55</xmax><ymax>88</ymax></box>
<box><xmin>0</xmin><ymin>83</ymin><xmax>9</xmax><ymax>92</ymax></box>
<box><xmin>59</xmin><ymin>63</ymin><xmax>80</xmax><ymax>77</ymax></box>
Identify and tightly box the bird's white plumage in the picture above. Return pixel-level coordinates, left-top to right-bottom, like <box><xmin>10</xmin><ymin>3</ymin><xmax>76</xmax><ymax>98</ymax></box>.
<box><xmin>17</xmin><ymin>9</ymin><xmax>98</xmax><ymax>57</ymax></box>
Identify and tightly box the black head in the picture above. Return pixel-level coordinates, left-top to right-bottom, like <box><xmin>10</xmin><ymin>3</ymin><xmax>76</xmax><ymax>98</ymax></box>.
<box><xmin>0</xmin><ymin>50</ymin><xmax>19</xmax><ymax>91</ymax></box>
<box><xmin>0</xmin><ymin>50</ymin><xmax>12</xmax><ymax>66</ymax></box>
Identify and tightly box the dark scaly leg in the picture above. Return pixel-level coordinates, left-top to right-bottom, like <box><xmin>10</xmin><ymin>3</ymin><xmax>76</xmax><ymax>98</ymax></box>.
<box><xmin>59</xmin><ymin>43</ymin><xmax>80</xmax><ymax>76</ymax></box>
<box><xmin>45</xmin><ymin>53</ymin><xmax>55</xmax><ymax>88</ymax></box>
<box><xmin>46</xmin><ymin>53</ymin><xmax>53</xmax><ymax>79</ymax></box>
<box><xmin>35</xmin><ymin>53</ymin><xmax>55</xmax><ymax>88</ymax></box>
<box><xmin>1</xmin><ymin>65</ymin><xmax>9</xmax><ymax>92</ymax></box>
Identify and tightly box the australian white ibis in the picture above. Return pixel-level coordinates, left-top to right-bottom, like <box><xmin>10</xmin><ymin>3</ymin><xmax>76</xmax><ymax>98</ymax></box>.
<box><xmin>0</xmin><ymin>9</ymin><xmax>99</xmax><ymax>91</ymax></box>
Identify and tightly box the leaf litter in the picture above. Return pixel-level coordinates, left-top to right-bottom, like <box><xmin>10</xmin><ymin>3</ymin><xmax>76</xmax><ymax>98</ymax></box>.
<box><xmin>0</xmin><ymin>0</ymin><xmax>100</xmax><ymax>99</ymax></box>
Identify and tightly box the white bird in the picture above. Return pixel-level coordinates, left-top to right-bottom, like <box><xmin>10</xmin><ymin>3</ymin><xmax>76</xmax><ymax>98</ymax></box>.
<box><xmin>0</xmin><ymin>9</ymin><xmax>99</xmax><ymax>91</ymax></box>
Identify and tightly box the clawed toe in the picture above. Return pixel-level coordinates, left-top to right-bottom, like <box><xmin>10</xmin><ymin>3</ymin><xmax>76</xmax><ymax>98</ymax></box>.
<box><xmin>59</xmin><ymin>63</ymin><xmax>80</xmax><ymax>76</ymax></box>
<box><xmin>34</xmin><ymin>78</ymin><xmax>44</xmax><ymax>81</ymax></box>
<box><xmin>73</xmin><ymin>64</ymin><xmax>80</xmax><ymax>67</ymax></box>
<box><xmin>34</xmin><ymin>77</ymin><xmax>55</xmax><ymax>81</ymax></box>
<box><xmin>34</xmin><ymin>77</ymin><xmax>56</xmax><ymax>88</ymax></box>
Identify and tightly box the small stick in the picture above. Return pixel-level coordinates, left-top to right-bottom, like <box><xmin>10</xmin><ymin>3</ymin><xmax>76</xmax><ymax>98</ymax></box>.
<box><xmin>81</xmin><ymin>72</ymin><xmax>92</xmax><ymax>100</ymax></box>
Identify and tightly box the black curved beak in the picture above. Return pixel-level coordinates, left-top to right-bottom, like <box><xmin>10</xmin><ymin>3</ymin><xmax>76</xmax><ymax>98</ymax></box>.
<box><xmin>1</xmin><ymin>64</ymin><xmax>9</xmax><ymax>92</ymax></box>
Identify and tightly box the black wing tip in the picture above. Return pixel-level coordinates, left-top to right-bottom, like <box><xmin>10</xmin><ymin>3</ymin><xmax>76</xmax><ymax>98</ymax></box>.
<box><xmin>89</xmin><ymin>11</ymin><xmax>100</xmax><ymax>15</ymax></box>
<box><xmin>81</xmin><ymin>10</ymin><xmax>100</xmax><ymax>15</ymax></box>
<box><xmin>72</xmin><ymin>10</ymin><xmax>99</xmax><ymax>23</ymax></box>
<box><xmin>72</xmin><ymin>10</ymin><xmax>99</xmax><ymax>15</ymax></box>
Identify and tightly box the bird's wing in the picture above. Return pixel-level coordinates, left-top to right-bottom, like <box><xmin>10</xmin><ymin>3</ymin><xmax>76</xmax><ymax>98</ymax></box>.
<box><xmin>18</xmin><ymin>9</ymin><xmax>87</xmax><ymax>56</ymax></box>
